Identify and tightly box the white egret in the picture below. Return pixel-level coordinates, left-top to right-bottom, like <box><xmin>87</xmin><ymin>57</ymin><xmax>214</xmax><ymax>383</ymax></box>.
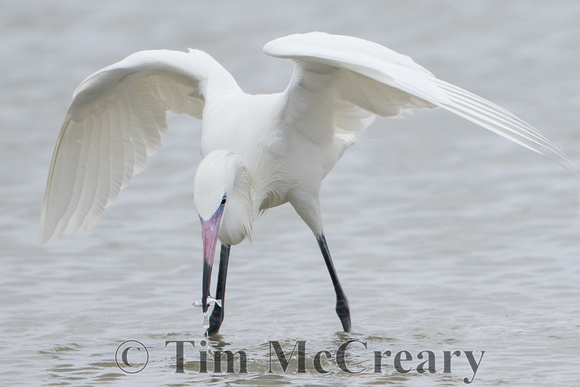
<box><xmin>40</xmin><ymin>32</ymin><xmax>574</xmax><ymax>335</ymax></box>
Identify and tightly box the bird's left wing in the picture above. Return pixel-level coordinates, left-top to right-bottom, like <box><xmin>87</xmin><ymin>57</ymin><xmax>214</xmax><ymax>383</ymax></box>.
<box><xmin>264</xmin><ymin>32</ymin><xmax>574</xmax><ymax>170</ymax></box>
<box><xmin>40</xmin><ymin>49</ymin><xmax>236</xmax><ymax>243</ymax></box>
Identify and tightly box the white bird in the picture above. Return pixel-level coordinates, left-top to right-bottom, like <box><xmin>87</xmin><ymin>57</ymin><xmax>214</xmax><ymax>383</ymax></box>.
<box><xmin>40</xmin><ymin>32</ymin><xmax>574</xmax><ymax>335</ymax></box>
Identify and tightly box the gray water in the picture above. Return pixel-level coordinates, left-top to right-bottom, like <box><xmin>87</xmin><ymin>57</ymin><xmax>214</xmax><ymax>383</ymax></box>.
<box><xmin>2</xmin><ymin>0</ymin><xmax>580</xmax><ymax>385</ymax></box>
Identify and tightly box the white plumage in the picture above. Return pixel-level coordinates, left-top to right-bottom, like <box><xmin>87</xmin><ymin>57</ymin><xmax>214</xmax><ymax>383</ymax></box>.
<box><xmin>40</xmin><ymin>32</ymin><xmax>574</xmax><ymax>334</ymax></box>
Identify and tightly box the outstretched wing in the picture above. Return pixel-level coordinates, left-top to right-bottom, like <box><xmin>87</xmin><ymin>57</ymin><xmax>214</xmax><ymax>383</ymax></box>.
<box><xmin>264</xmin><ymin>32</ymin><xmax>574</xmax><ymax>169</ymax></box>
<box><xmin>40</xmin><ymin>49</ymin><xmax>239</xmax><ymax>243</ymax></box>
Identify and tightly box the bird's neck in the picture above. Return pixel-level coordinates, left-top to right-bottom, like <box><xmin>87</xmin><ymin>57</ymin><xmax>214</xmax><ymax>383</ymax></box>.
<box><xmin>218</xmin><ymin>161</ymin><xmax>255</xmax><ymax>246</ymax></box>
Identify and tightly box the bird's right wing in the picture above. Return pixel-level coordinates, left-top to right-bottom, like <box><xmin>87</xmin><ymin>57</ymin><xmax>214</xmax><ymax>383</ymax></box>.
<box><xmin>40</xmin><ymin>49</ymin><xmax>239</xmax><ymax>243</ymax></box>
<box><xmin>264</xmin><ymin>32</ymin><xmax>575</xmax><ymax>171</ymax></box>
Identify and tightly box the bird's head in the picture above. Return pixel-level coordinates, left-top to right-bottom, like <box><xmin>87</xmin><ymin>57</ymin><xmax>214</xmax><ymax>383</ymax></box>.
<box><xmin>193</xmin><ymin>150</ymin><xmax>253</xmax><ymax>313</ymax></box>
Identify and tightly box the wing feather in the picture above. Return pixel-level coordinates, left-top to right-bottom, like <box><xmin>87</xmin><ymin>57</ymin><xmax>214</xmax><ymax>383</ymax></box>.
<box><xmin>40</xmin><ymin>49</ymin><xmax>239</xmax><ymax>243</ymax></box>
<box><xmin>264</xmin><ymin>32</ymin><xmax>575</xmax><ymax>170</ymax></box>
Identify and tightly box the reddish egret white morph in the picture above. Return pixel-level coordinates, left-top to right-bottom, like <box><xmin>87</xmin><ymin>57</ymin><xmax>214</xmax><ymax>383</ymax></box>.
<box><xmin>40</xmin><ymin>32</ymin><xmax>573</xmax><ymax>335</ymax></box>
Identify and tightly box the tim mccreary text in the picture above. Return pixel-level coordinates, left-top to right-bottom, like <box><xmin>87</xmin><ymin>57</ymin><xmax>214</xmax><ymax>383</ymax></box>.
<box><xmin>163</xmin><ymin>339</ymin><xmax>485</xmax><ymax>384</ymax></box>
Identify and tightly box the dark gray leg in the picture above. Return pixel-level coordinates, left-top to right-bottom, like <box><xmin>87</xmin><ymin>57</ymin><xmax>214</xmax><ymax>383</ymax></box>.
<box><xmin>206</xmin><ymin>244</ymin><xmax>230</xmax><ymax>336</ymax></box>
<box><xmin>317</xmin><ymin>234</ymin><xmax>351</xmax><ymax>332</ymax></box>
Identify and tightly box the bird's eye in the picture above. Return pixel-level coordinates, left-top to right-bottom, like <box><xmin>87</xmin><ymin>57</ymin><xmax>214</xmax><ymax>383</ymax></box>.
<box><xmin>221</xmin><ymin>196</ymin><xmax>227</xmax><ymax>206</ymax></box>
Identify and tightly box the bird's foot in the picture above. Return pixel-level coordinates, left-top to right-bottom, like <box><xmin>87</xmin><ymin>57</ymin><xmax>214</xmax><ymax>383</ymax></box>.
<box><xmin>336</xmin><ymin>297</ymin><xmax>352</xmax><ymax>332</ymax></box>
<box><xmin>205</xmin><ymin>303</ymin><xmax>225</xmax><ymax>336</ymax></box>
